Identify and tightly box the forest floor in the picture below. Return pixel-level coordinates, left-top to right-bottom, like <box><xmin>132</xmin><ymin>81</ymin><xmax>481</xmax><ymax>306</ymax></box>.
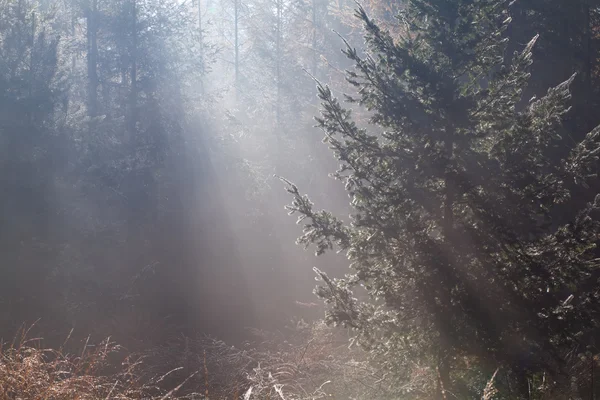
<box><xmin>0</xmin><ymin>322</ymin><xmax>389</xmax><ymax>400</ymax></box>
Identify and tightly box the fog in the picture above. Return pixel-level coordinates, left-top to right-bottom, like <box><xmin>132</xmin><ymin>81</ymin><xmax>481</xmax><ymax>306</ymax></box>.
<box><xmin>3</xmin><ymin>0</ymin><xmax>600</xmax><ymax>398</ymax></box>
<box><xmin>0</xmin><ymin>0</ymin><xmax>364</xmax><ymax>347</ymax></box>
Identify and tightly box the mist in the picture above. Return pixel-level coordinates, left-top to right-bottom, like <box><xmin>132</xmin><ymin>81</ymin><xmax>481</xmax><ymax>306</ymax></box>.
<box><xmin>2</xmin><ymin>0</ymin><xmax>600</xmax><ymax>398</ymax></box>
<box><xmin>0</xmin><ymin>0</ymin><xmax>370</xmax><ymax>354</ymax></box>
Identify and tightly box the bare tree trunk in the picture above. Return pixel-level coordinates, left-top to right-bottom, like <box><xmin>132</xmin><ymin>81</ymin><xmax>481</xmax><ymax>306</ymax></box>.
<box><xmin>87</xmin><ymin>0</ymin><xmax>98</xmax><ymax>122</ymax></box>
<box><xmin>234</xmin><ymin>0</ymin><xmax>239</xmax><ymax>90</ymax></box>
<box><xmin>437</xmin><ymin>126</ymin><xmax>455</xmax><ymax>400</ymax></box>
<box><xmin>198</xmin><ymin>0</ymin><xmax>204</xmax><ymax>93</ymax></box>
<box><xmin>29</xmin><ymin>10</ymin><xmax>35</xmax><ymax>123</ymax></box>
<box><xmin>437</xmin><ymin>354</ymin><xmax>450</xmax><ymax>400</ymax></box>
<box><xmin>66</xmin><ymin>0</ymin><xmax>77</xmax><ymax>114</ymax></box>
<box><xmin>563</xmin><ymin>12</ymin><xmax>571</xmax><ymax>82</ymax></box>
<box><xmin>198</xmin><ymin>0</ymin><xmax>203</xmax><ymax>58</ymax></box>
<box><xmin>275</xmin><ymin>0</ymin><xmax>281</xmax><ymax>127</ymax></box>
<box><xmin>442</xmin><ymin>125</ymin><xmax>454</xmax><ymax>242</ymax></box>
<box><xmin>311</xmin><ymin>0</ymin><xmax>317</xmax><ymax>76</ymax></box>
<box><xmin>71</xmin><ymin>0</ymin><xmax>77</xmax><ymax>71</ymax></box>
<box><xmin>583</xmin><ymin>3</ymin><xmax>593</xmax><ymax>131</ymax></box>
<box><xmin>591</xmin><ymin>355</ymin><xmax>595</xmax><ymax>400</ymax></box>
<box><xmin>128</xmin><ymin>0</ymin><xmax>137</xmax><ymax>142</ymax></box>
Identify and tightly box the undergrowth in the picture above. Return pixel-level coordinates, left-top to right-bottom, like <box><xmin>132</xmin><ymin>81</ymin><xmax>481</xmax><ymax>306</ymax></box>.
<box><xmin>0</xmin><ymin>324</ymin><xmax>200</xmax><ymax>399</ymax></box>
<box><xmin>143</xmin><ymin>319</ymin><xmax>401</xmax><ymax>399</ymax></box>
<box><xmin>0</xmin><ymin>321</ymin><xmax>505</xmax><ymax>399</ymax></box>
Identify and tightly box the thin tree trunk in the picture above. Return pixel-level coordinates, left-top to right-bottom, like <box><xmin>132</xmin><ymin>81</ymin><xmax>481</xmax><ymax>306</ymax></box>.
<box><xmin>29</xmin><ymin>10</ymin><xmax>35</xmax><ymax>121</ymax></box>
<box><xmin>198</xmin><ymin>0</ymin><xmax>203</xmax><ymax>58</ymax></box>
<box><xmin>437</xmin><ymin>125</ymin><xmax>455</xmax><ymax>400</ymax></box>
<box><xmin>13</xmin><ymin>0</ymin><xmax>24</xmax><ymax>80</ymax></box>
<box><xmin>516</xmin><ymin>371</ymin><xmax>530</xmax><ymax>400</ymax></box>
<box><xmin>563</xmin><ymin>12</ymin><xmax>571</xmax><ymax>82</ymax></box>
<box><xmin>71</xmin><ymin>0</ymin><xmax>76</xmax><ymax>72</ymax></box>
<box><xmin>591</xmin><ymin>354</ymin><xmax>595</xmax><ymax>400</ymax></box>
<box><xmin>442</xmin><ymin>126</ymin><xmax>454</xmax><ymax>240</ymax></box>
<box><xmin>198</xmin><ymin>0</ymin><xmax>204</xmax><ymax>93</ymax></box>
<box><xmin>120</xmin><ymin>64</ymin><xmax>128</xmax><ymax>119</ymax></box>
<box><xmin>87</xmin><ymin>0</ymin><xmax>98</xmax><ymax>121</ymax></box>
<box><xmin>275</xmin><ymin>0</ymin><xmax>281</xmax><ymax>127</ymax></box>
<box><xmin>311</xmin><ymin>0</ymin><xmax>317</xmax><ymax>76</ymax></box>
<box><xmin>437</xmin><ymin>351</ymin><xmax>450</xmax><ymax>400</ymax></box>
<box><xmin>234</xmin><ymin>0</ymin><xmax>239</xmax><ymax>89</ymax></box>
<box><xmin>67</xmin><ymin>0</ymin><xmax>77</xmax><ymax>114</ymax></box>
<box><xmin>583</xmin><ymin>3</ymin><xmax>593</xmax><ymax>131</ymax></box>
<box><xmin>128</xmin><ymin>0</ymin><xmax>137</xmax><ymax>142</ymax></box>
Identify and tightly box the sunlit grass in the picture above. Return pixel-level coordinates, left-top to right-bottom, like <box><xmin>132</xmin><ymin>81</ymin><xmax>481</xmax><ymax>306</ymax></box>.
<box><xmin>0</xmin><ymin>321</ymin><xmax>513</xmax><ymax>399</ymax></box>
<box><xmin>0</xmin><ymin>324</ymin><xmax>201</xmax><ymax>399</ymax></box>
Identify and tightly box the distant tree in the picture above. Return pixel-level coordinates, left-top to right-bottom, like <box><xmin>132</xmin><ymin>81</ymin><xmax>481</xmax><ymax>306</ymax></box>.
<box><xmin>0</xmin><ymin>0</ymin><xmax>69</xmax><ymax>334</ymax></box>
<box><xmin>284</xmin><ymin>0</ymin><xmax>600</xmax><ymax>398</ymax></box>
<box><xmin>61</xmin><ymin>0</ymin><xmax>228</xmax><ymax>343</ymax></box>
<box><xmin>0</xmin><ymin>0</ymin><xmax>234</xmax><ymax>346</ymax></box>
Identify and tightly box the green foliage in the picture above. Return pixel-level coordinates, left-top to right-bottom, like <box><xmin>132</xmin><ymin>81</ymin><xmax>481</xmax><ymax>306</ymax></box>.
<box><xmin>284</xmin><ymin>0</ymin><xmax>600</xmax><ymax>397</ymax></box>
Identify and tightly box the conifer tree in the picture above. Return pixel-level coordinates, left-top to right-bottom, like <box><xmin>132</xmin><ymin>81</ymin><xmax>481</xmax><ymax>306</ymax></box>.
<box><xmin>0</xmin><ymin>0</ymin><xmax>70</xmax><ymax>335</ymax></box>
<box><xmin>284</xmin><ymin>0</ymin><xmax>600</xmax><ymax>397</ymax></box>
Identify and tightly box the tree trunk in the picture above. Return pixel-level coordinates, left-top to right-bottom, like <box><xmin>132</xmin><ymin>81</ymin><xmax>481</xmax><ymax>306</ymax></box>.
<box><xmin>128</xmin><ymin>0</ymin><xmax>137</xmax><ymax>142</ymax></box>
<box><xmin>66</xmin><ymin>0</ymin><xmax>77</xmax><ymax>114</ymax></box>
<box><xmin>198</xmin><ymin>0</ymin><xmax>204</xmax><ymax>93</ymax></box>
<box><xmin>311</xmin><ymin>0</ymin><xmax>317</xmax><ymax>76</ymax></box>
<box><xmin>515</xmin><ymin>370</ymin><xmax>530</xmax><ymax>400</ymax></box>
<box><xmin>437</xmin><ymin>352</ymin><xmax>450</xmax><ymax>400</ymax></box>
<box><xmin>442</xmin><ymin>124</ymin><xmax>455</xmax><ymax>244</ymax></box>
<box><xmin>198</xmin><ymin>0</ymin><xmax>203</xmax><ymax>58</ymax></box>
<box><xmin>87</xmin><ymin>0</ymin><xmax>98</xmax><ymax>122</ymax></box>
<box><xmin>71</xmin><ymin>0</ymin><xmax>77</xmax><ymax>71</ymax></box>
<box><xmin>437</xmin><ymin>126</ymin><xmax>455</xmax><ymax>400</ymax></box>
<box><xmin>275</xmin><ymin>0</ymin><xmax>281</xmax><ymax>127</ymax></box>
<box><xmin>29</xmin><ymin>11</ymin><xmax>35</xmax><ymax>98</ymax></box>
<box><xmin>583</xmin><ymin>3</ymin><xmax>593</xmax><ymax>131</ymax></box>
<box><xmin>234</xmin><ymin>0</ymin><xmax>239</xmax><ymax>90</ymax></box>
<box><xmin>29</xmin><ymin>10</ymin><xmax>35</xmax><ymax>122</ymax></box>
<box><xmin>590</xmin><ymin>355</ymin><xmax>595</xmax><ymax>400</ymax></box>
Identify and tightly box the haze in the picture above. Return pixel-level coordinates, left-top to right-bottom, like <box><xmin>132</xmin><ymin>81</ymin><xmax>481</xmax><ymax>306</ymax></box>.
<box><xmin>1</xmin><ymin>0</ymin><xmax>600</xmax><ymax>398</ymax></box>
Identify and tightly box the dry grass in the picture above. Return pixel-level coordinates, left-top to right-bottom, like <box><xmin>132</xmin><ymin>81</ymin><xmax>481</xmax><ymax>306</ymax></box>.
<box><xmin>0</xmin><ymin>321</ymin><xmax>515</xmax><ymax>399</ymax></box>
<box><xmin>142</xmin><ymin>320</ymin><xmax>395</xmax><ymax>400</ymax></box>
<box><xmin>0</xmin><ymin>324</ymin><xmax>201</xmax><ymax>400</ymax></box>
<box><xmin>0</xmin><ymin>321</ymin><xmax>385</xmax><ymax>400</ymax></box>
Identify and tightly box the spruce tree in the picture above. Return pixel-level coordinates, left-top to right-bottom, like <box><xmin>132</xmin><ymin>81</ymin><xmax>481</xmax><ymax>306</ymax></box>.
<box><xmin>284</xmin><ymin>0</ymin><xmax>600</xmax><ymax>397</ymax></box>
